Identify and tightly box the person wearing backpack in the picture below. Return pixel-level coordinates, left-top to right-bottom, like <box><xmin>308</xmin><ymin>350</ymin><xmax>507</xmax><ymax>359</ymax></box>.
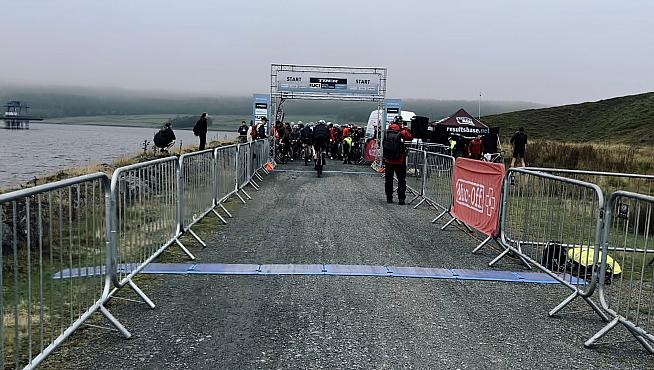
<box><xmin>383</xmin><ymin>115</ymin><xmax>413</xmax><ymax>205</ymax></box>
<box><xmin>193</xmin><ymin>112</ymin><xmax>209</xmax><ymax>150</ymax></box>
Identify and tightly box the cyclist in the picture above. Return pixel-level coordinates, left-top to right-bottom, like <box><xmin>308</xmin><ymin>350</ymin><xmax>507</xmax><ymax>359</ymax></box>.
<box><xmin>312</xmin><ymin>120</ymin><xmax>330</xmax><ymax>176</ymax></box>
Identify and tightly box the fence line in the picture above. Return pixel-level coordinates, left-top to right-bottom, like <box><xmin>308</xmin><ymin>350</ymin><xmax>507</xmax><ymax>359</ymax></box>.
<box><xmin>586</xmin><ymin>191</ymin><xmax>654</xmax><ymax>353</ymax></box>
<box><xmin>423</xmin><ymin>152</ymin><xmax>456</xmax><ymax>223</ymax></box>
<box><xmin>0</xmin><ymin>139</ymin><xmax>274</xmax><ymax>368</ymax></box>
<box><xmin>179</xmin><ymin>149</ymin><xmax>216</xmax><ymax>247</ymax></box>
<box><xmin>495</xmin><ymin>168</ymin><xmax>609</xmax><ymax>319</ymax></box>
<box><xmin>523</xmin><ymin>167</ymin><xmax>654</xmax><ymax>196</ymax></box>
<box><xmin>0</xmin><ymin>174</ymin><xmax>130</xmax><ymax>370</ymax></box>
<box><xmin>406</xmin><ymin>149</ymin><xmax>425</xmax><ymax>203</ymax></box>
<box><xmin>213</xmin><ymin>144</ymin><xmax>239</xmax><ymax>220</ymax></box>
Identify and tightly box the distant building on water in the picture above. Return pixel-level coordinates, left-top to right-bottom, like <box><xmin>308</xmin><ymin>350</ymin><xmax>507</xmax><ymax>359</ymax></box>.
<box><xmin>3</xmin><ymin>101</ymin><xmax>43</xmax><ymax>129</ymax></box>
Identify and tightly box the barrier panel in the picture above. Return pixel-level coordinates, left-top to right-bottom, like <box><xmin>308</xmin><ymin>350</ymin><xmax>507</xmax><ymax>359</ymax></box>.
<box><xmin>442</xmin><ymin>158</ymin><xmax>504</xmax><ymax>240</ymax></box>
<box><xmin>179</xmin><ymin>149</ymin><xmax>216</xmax><ymax>247</ymax></box>
<box><xmin>236</xmin><ymin>143</ymin><xmax>254</xmax><ymax>200</ymax></box>
<box><xmin>406</xmin><ymin>149</ymin><xmax>425</xmax><ymax>202</ymax></box>
<box><xmin>214</xmin><ymin>144</ymin><xmax>239</xmax><ymax>211</ymax></box>
<box><xmin>586</xmin><ymin>191</ymin><xmax>654</xmax><ymax>353</ymax></box>
<box><xmin>110</xmin><ymin>156</ymin><xmax>191</xmax><ymax>309</ymax></box>
<box><xmin>497</xmin><ymin>168</ymin><xmax>608</xmax><ymax>319</ymax></box>
<box><xmin>524</xmin><ymin>168</ymin><xmax>654</xmax><ymax>197</ymax></box>
<box><xmin>423</xmin><ymin>152</ymin><xmax>455</xmax><ymax>218</ymax></box>
<box><xmin>0</xmin><ymin>174</ymin><xmax>129</xmax><ymax>370</ymax></box>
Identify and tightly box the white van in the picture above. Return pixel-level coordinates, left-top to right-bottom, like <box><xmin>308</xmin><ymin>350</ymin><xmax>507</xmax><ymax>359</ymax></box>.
<box><xmin>365</xmin><ymin>109</ymin><xmax>415</xmax><ymax>137</ymax></box>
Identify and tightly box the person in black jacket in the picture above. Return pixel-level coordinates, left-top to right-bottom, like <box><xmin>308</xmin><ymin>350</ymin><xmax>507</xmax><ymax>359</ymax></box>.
<box><xmin>237</xmin><ymin>121</ymin><xmax>248</xmax><ymax>143</ymax></box>
<box><xmin>194</xmin><ymin>112</ymin><xmax>209</xmax><ymax>150</ymax></box>
<box><xmin>510</xmin><ymin>127</ymin><xmax>528</xmax><ymax>167</ymax></box>
<box><xmin>153</xmin><ymin>121</ymin><xmax>176</xmax><ymax>153</ymax></box>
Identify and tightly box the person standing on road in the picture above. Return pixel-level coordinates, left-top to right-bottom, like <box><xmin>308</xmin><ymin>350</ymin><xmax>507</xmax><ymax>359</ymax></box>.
<box><xmin>193</xmin><ymin>112</ymin><xmax>209</xmax><ymax>150</ymax></box>
<box><xmin>510</xmin><ymin>127</ymin><xmax>528</xmax><ymax>167</ymax></box>
<box><xmin>468</xmin><ymin>135</ymin><xmax>484</xmax><ymax>160</ymax></box>
<box><xmin>383</xmin><ymin>115</ymin><xmax>413</xmax><ymax>205</ymax></box>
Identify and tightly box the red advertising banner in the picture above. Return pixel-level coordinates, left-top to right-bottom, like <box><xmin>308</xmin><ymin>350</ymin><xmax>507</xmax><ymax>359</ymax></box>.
<box><xmin>364</xmin><ymin>139</ymin><xmax>377</xmax><ymax>162</ymax></box>
<box><xmin>451</xmin><ymin>158</ymin><xmax>505</xmax><ymax>237</ymax></box>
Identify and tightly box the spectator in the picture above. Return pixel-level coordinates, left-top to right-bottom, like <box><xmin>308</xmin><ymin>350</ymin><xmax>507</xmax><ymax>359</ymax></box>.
<box><xmin>193</xmin><ymin>112</ymin><xmax>209</xmax><ymax>150</ymax></box>
<box><xmin>510</xmin><ymin>127</ymin><xmax>528</xmax><ymax>167</ymax></box>
<box><xmin>247</xmin><ymin>120</ymin><xmax>256</xmax><ymax>142</ymax></box>
<box><xmin>257</xmin><ymin>117</ymin><xmax>268</xmax><ymax>139</ymax></box>
<box><xmin>238</xmin><ymin>121</ymin><xmax>248</xmax><ymax>143</ymax></box>
<box><xmin>383</xmin><ymin>115</ymin><xmax>413</xmax><ymax>205</ymax></box>
<box><xmin>468</xmin><ymin>136</ymin><xmax>484</xmax><ymax>160</ymax></box>
<box><xmin>153</xmin><ymin>121</ymin><xmax>176</xmax><ymax>153</ymax></box>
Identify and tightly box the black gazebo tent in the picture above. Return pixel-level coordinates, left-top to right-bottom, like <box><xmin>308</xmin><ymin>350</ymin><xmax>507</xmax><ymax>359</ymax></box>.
<box><xmin>431</xmin><ymin>108</ymin><xmax>500</xmax><ymax>154</ymax></box>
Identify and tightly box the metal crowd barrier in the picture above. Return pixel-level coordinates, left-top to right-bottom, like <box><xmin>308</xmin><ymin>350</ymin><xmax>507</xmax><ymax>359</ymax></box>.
<box><xmin>496</xmin><ymin>168</ymin><xmax>609</xmax><ymax>319</ymax></box>
<box><xmin>524</xmin><ymin>168</ymin><xmax>654</xmax><ymax>196</ymax></box>
<box><xmin>179</xmin><ymin>149</ymin><xmax>216</xmax><ymax>247</ymax></box>
<box><xmin>424</xmin><ymin>152</ymin><xmax>455</xmax><ymax>222</ymax></box>
<box><xmin>236</xmin><ymin>143</ymin><xmax>254</xmax><ymax>201</ymax></box>
<box><xmin>406</xmin><ymin>149</ymin><xmax>425</xmax><ymax>202</ymax></box>
<box><xmin>0</xmin><ymin>140</ymin><xmax>272</xmax><ymax>367</ymax></box>
<box><xmin>586</xmin><ymin>191</ymin><xmax>654</xmax><ymax>353</ymax></box>
<box><xmin>214</xmin><ymin>144</ymin><xmax>239</xmax><ymax>214</ymax></box>
<box><xmin>110</xmin><ymin>157</ymin><xmax>188</xmax><ymax>312</ymax></box>
<box><xmin>0</xmin><ymin>174</ymin><xmax>129</xmax><ymax>370</ymax></box>
<box><xmin>402</xmin><ymin>149</ymin><xmax>455</xmax><ymax>223</ymax></box>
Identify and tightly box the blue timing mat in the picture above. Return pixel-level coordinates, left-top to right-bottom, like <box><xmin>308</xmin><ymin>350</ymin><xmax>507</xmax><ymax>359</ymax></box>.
<box><xmin>53</xmin><ymin>263</ymin><xmax>585</xmax><ymax>285</ymax></box>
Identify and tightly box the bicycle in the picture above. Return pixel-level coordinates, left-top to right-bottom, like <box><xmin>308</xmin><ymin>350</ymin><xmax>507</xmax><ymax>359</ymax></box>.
<box><xmin>301</xmin><ymin>142</ymin><xmax>313</xmax><ymax>166</ymax></box>
<box><xmin>313</xmin><ymin>143</ymin><xmax>327</xmax><ymax>177</ymax></box>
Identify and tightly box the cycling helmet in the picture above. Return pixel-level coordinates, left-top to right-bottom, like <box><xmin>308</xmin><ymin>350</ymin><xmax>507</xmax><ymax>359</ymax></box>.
<box><xmin>298</xmin><ymin>120</ymin><xmax>303</xmax><ymax>125</ymax></box>
<box><xmin>393</xmin><ymin>115</ymin><xmax>403</xmax><ymax>124</ymax></box>
<box><xmin>318</xmin><ymin>119</ymin><xmax>326</xmax><ymax>125</ymax></box>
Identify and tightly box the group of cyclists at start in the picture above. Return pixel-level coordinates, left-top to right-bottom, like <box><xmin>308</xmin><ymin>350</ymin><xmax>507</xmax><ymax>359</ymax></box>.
<box><xmin>263</xmin><ymin>120</ymin><xmax>367</xmax><ymax>166</ymax></box>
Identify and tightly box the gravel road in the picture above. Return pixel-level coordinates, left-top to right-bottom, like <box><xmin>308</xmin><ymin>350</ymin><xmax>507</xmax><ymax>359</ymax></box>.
<box><xmin>42</xmin><ymin>160</ymin><xmax>652</xmax><ymax>369</ymax></box>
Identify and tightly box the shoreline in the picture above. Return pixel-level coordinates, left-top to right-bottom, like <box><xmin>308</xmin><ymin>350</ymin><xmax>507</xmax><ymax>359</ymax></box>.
<box><xmin>0</xmin><ymin>138</ymin><xmax>239</xmax><ymax>194</ymax></box>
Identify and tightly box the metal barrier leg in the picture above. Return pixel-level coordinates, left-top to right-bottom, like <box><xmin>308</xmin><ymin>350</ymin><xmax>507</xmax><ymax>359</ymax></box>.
<box><xmin>412</xmin><ymin>198</ymin><xmax>426</xmax><ymax>209</ymax></box>
<box><xmin>249</xmin><ymin>180</ymin><xmax>260</xmax><ymax>191</ymax></box>
<box><xmin>127</xmin><ymin>279</ymin><xmax>156</xmax><ymax>309</ymax></box>
<box><xmin>408</xmin><ymin>194</ymin><xmax>421</xmax><ymax>205</ymax></box>
<box><xmin>626</xmin><ymin>325</ymin><xmax>654</xmax><ymax>354</ymax></box>
<box><xmin>188</xmin><ymin>228</ymin><xmax>207</xmax><ymax>247</ymax></box>
<box><xmin>472</xmin><ymin>236</ymin><xmax>492</xmax><ymax>254</ymax></box>
<box><xmin>241</xmin><ymin>189</ymin><xmax>252</xmax><ymax>200</ymax></box>
<box><xmin>255</xmin><ymin>172</ymin><xmax>264</xmax><ymax>182</ymax></box>
<box><xmin>100</xmin><ymin>305</ymin><xmax>132</xmax><ymax>338</ymax></box>
<box><xmin>488</xmin><ymin>244</ymin><xmax>531</xmax><ymax>269</ymax></box>
<box><xmin>219</xmin><ymin>203</ymin><xmax>233</xmax><ymax>218</ymax></box>
<box><xmin>432</xmin><ymin>209</ymin><xmax>449</xmax><ymax>223</ymax></box>
<box><xmin>236</xmin><ymin>191</ymin><xmax>247</xmax><ymax>204</ymax></box>
<box><xmin>440</xmin><ymin>217</ymin><xmax>457</xmax><ymax>230</ymax></box>
<box><xmin>174</xmin><ymin>238</ymin><xmax>197</xmax><ymax>260</ymax></box>
<box><xmin>548</xmin><ymin>291</ymin><xmax>609</xmax><ymax>321</ymax></box>
<box><xmin>212</xmin><ymin>208</ymin><xmax>228</xmax><ymax>224</ymax></box>
<box><xmin>585</xmin><ymin>317</ymin><xmax>619</xmax><ymax>348</ymax></box>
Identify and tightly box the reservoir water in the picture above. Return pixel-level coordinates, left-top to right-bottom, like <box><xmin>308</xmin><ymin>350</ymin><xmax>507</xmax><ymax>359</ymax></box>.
<box><xmin>0</xmin><ymin>123</ymin><xmax>237</xmax><ymax>188</ymax></box>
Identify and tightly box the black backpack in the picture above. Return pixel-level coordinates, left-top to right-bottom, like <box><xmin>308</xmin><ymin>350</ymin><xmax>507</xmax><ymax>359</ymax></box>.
<box><xmin>383</xmin><ymin>130</ymin><xmax>404</xmax><ymax>160</ymax></box>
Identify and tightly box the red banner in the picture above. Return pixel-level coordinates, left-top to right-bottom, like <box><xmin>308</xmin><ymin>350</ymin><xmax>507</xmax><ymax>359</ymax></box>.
<box><xmin>451</xmin><ymin>158</ymin><xmax>505</xmax><ymax>237</ymax></box>
<box><xmin>364</xmin><ymin>139</ymin><xmax>377</xmax><ymax>162</ymax></box>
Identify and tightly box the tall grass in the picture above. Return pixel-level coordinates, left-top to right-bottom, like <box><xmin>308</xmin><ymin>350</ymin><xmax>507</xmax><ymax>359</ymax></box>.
<box><xmin>512</xmin><ymin>139</ymin><xmax>654</xmax><ymax>175</ymax></box>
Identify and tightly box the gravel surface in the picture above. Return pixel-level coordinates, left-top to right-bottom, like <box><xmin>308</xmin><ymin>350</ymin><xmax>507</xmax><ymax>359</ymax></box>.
<box><xmin>43</xmin><ymin>160</ymin><xmax>652</xmax><ymax>369</ymax></box>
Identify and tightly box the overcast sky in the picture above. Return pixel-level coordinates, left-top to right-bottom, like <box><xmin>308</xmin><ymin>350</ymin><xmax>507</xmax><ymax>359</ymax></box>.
<box><xmin>1</xmin><ymin>0</ymin><xmax>652</xmax><ymax>105</ymax></box>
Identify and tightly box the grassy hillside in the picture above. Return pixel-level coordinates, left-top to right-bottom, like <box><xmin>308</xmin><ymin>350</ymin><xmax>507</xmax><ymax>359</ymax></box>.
<box><xmin>482</xmin><ymin>92</ymin><xmax>654</xmax><ymax>145</ymax></box>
